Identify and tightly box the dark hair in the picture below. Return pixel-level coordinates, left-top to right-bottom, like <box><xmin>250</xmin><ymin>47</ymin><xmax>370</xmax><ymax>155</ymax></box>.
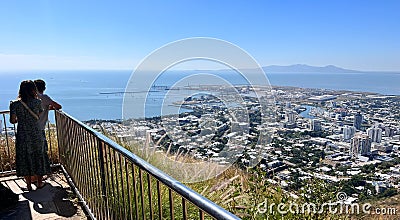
<box><xmin>19</xmin><ymin>80</ymin><xmax>38</xmax><ymax>102</ymax></box>
<box><xmin>34</xmin><ymin>79</ymin><xmax>46</xmax><ymax>93</ymax></box>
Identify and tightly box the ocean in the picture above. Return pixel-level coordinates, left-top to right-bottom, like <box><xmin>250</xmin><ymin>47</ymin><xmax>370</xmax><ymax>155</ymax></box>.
<box><xmin>1</xmin><ymin>70</ymin><xmax>399</xmax><ymax>121</ymax></box>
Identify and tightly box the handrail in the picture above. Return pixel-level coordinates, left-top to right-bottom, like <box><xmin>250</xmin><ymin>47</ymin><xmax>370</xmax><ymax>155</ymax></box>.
<box><xmin>55</xmin><ymin>110</ymin><xmax>239</xmax><ymax>220</ymax></box>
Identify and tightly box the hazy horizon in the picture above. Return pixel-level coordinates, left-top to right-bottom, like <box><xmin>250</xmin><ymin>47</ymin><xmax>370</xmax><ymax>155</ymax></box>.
<box><xmin>0</xmin><ymin>64</ymin><xmax>400</xmax><ymax>73</ymax></box>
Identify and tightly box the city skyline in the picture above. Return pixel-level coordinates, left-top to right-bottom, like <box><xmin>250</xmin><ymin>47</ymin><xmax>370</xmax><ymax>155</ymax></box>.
<box><xmin>0</xmin><ymin>0</ymin><xmax>399</xmax><ymax>71</ymax></box>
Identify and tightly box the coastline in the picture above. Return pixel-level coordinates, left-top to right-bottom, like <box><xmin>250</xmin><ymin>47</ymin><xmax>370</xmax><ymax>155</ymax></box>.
<box><xmin>1</xmin><ymin>71</ymin><xmax>399</xmax><ymax>121</ymax></box>
<box><xmin>95</xmin><ymin>84</ymin><xmax>399</xmax><ymax>122</ymax></box>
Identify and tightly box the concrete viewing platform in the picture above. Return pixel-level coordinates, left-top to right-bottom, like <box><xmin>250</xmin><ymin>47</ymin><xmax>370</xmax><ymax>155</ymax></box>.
<box><xmin>0</xmin><ymin>172</ymin><xmax>86</xmax><ymax>220</ymax></box>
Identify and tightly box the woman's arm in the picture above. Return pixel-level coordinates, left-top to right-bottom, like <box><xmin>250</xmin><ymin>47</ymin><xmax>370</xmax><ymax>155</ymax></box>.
<box><xmin>10</xmin><ymin>114</ymin><xmax>17</xmax><ymax>124</ymax></box>
<box><xmin>9</xmin><ymin>101</ymin><xmax>17</xmax><ymax>124</ymax></box>
<box><xmin>49</xmin><ymin>100</ymin><xmax>62</xmax><ymax>110</ymax></box>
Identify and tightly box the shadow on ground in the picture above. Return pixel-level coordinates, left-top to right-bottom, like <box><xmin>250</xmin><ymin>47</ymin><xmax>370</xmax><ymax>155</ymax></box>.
<box><xmin>23</xmin><ymin>184</ymin><xmax>77</xmax><ymax>217</ymax></box>
<box><xmin>0</xmin><ymin>174</ymin><xmax>81</xmax><ymax>220</ymax></box>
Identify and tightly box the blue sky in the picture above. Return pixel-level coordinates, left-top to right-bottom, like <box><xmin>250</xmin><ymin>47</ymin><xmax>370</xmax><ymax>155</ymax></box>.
<box><xmin>0</xmin><ymin>0</ymin><xmax>399</xmax><ymax>71</ymax></box>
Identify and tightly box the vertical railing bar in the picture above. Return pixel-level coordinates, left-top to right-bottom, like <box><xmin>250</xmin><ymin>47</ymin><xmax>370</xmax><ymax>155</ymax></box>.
<box><xmin>85</xmin><ymin>132</ymin><xmax>92</xmax><ymax>208</ymax></box>
<box><xmin>169</xmin><ymin>188</ymin><xmax>174</xmax><ymax>220</ymax></box>
<box><xmin>79</xmin><ymin>127</ymin><xmax>87</xmax><ymax>207</ymax></box>
<box><xmin>98</xmin><ymin>138</ymin><xmax>106</xmax><ymax>220</ymax></box>
<box><xmin>182</xmin><ymin>198</ymin><xmax>188</xmax><ymax>220</ymax></box>
<box><xmin>13</xmin><ymin>120</ymin><xmax>16</xmax><ymax>171</ymax></box>
<box><xmin>51</xmin><ymin>111</ymin><xmax>60</xmax><ymax>164</ymax></box>
<box><xmin>77</xmin><ymin>126</ymin><xmax>84</xmax><ymax>195</ymax></box>
<box><xmin>139</xmin><ymin>169</ymin><xmax>145</xmax><ymax>220</ymax></box>
<box><xmin>73</xmin><ymin>121</ymin><xmax>80</xmax><ymax>182</ymax></box>
<box><xmin>199</xmin><ymin>210</ymin><xmax>205</xmax><ymax>220</ymax></box>
<box><xmin>64</xmin><ymin>116</ymin><xmax>72</xmax><ymax>174</ymax></box>
<box><xmin>74</xmin><ymin>125</ymin><xmax>82</xmax><ymax>194</ymax></box>
<box><xmin>86</xmin><ymin>131</ymin><xmax>96</xmax><ymax>218</ymax></box>
<box><xmin>74</xmin><ymin>122</ymin><xmax>81</xmax><ymax>186</ymax></box>
<box><xmin>118</xmin><ymin>153</ymin><xmax>127</xmax><ymax>219</ymax></box>
<box><xmin>77</xmin><ymin>126</ymin><xmax>86</xmax><ymax>197</ymax></box>
<box><xmin>54</xmin><ymin>111</ymin><xmax>63</xmax><ymax>168</ymax></box>
<box><xmin>70</xmin><ymin>119</ymin><xmax>79</xmax><ymax>181</ymax></box>
<box><xmin>77</xmin><ymin>126</ymin><xmax>86</xmax><ymax>200</ymax></box>
<box><xmin>0</xmin><ymin>113</ymin><xmax>5</xmax><ymax>172</ymax></box>
<box><xmin>63</xmin><ymin>113</ymin><xmax>69</xmax><ymax>169</ymax></box>
<box><xmin>107</xmin><ymin>145</ymin><xmax>117</xmax><ymax>219</ymax></box>
<box><xmin>147</xmin><ymin>173</ymin><xmax>153</xmax><ymax>220</ymax></box>
<box><xmin>65</xmin><ymin>114</ymin><xmax>71</xmax><ymax>173</ymax></box>
<box><xmin>83</xmin><ymin>129</ymin><xmax>91</xmax><ymax>212</ymax></box>
<box><xmin>54</xmin><ymin>111</ymin><xmax>60</xmax><ymax>166</ymax></box>
<box><xmin>112</xmin><ymin>148</ymin><xmax>122</xmax><ymax>218</ymax></box>
<box><xmin>103</xmin><ymin>141</ymin><xmax>112</xmax><ymax>219</ymax></box>
<box><xmin>156</xmin><ymin>180</ymin><xmax>162</xmax><ymax>220</ymax></box>
<box><xmin>13</xmin><ymin>118</ymin><xmax>17</xmax><ymax>171</ymax></box>
<box><xmin>90</xmin><ymin>134</ymin><xmax>101</xmax><ymax>219</ymax></box>
<box><xmin>86</xmin><ymin>132</ymin><xmax>97</xmax><ymax>219</ymax></box>
<box><xmin>2</xmin><ymin>113</ymin><xmax>11</xmax><ymax>172</ymax></box>
<box><xmin>125</xmin><ymin>158</ymin><xmax>133</xmax><ymax>220</ymax></box>
<box><xmin>47</xmin><ymin>121</ymin><xmax>53</xmax><ymax>165</ymax></box>
<box><xmin>84</xmin><ymin>130</ymin><xmax>96</xmax><ymax>218</ymax></box>
<box><xmin>66</xmin><ymin>118</ymin><xmax>75</xmax><ymax>180</ymax></box>
<box><xmin>71</xmin><ymin>119</ymin><xmax>78</xmax><ymax>178</ymax></box>
<box><xmin>60</xmin><ymin>112</ymin><xmax>67</xmax><ymax>167</ymax></box>
<box><xmin>60</xmin><ymin>113</ymin><xmax>70</xmax><ymax>172</ymax></box>
<box><xmin>132</xmin><ymin>163</ymin><xmax>139</xmax><ymax>219</ymax></box>
<box><xmin>56</xmin><ymin>111</ymin><xmax>64</xmax><ymax>164</ymax></box>
<box><xmin>60</xmin><ymin>112</ymin><xmax>66</xmax><ymax>164</ymax></box>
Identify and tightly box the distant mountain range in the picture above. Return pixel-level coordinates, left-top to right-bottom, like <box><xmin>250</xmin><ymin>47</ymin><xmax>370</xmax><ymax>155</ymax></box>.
<box><xmin>190</xmin><ymin>64</ymin><xmax>399</xmax><ymax>74</ymax></box>
<box><xmin>261</xmin><ymin>64</ymin><xmax>360</xmax><ymax>73</ymax></box>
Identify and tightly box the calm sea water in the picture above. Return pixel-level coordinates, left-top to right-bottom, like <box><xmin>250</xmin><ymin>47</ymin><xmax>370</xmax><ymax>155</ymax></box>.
<box><xmin>0</xmin><ymin>70</ymin><xmax>399</xmax><ymax>121</ymax></box>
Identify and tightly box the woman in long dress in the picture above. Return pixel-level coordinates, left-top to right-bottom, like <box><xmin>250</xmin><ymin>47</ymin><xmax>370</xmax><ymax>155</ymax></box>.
<box><xmin>9</xmin><ymin>80</ymin><xmax>50</xmax><ymax>190</ymax></box>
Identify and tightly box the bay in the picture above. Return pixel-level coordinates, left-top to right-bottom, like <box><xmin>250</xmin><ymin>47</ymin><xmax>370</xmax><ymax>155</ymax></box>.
<box><xmin>0</xmin><ymin>70</ymin><xmax>399</xmax><ymax>121</ymax></box>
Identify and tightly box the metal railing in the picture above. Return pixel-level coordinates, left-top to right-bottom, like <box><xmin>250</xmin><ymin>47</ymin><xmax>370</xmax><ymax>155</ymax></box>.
<box><xmin>55</xmin><ymin>110</ymin><xmax>240</xmax><ymax>220</ymax></box>
<box><xmin>0</xmin><ymin>110</ymin><xmax>59</xmax><ymax>175</ymax></box>
<box><xmin>0</xmin><ymin>110</ymin><xmax>15</xmax><ymax>175</ymax></box>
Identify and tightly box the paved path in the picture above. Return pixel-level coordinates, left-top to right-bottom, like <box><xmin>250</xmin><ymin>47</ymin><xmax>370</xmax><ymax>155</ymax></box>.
<box><xmin>0</xmin><ymin>172</ymin><xmax>86</xmax><ymax>220</ymax></box>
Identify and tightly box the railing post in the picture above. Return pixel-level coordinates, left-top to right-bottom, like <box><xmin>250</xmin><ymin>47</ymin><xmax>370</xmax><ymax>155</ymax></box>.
<box><xmin>97</xmin><ymin>139</ymin><xmax>108</xmax><ymax>217</ymax></box>
<box><xmin>2</xmin><ymin>113</ymin><xmax>11</xmax><ymax>171</ymax></box>
<box><xmin>47</xmin><ymin>121</ymin><xmax>53</xmax><ymax>164</ymax></box>
<box><xmin>55</xmin><ymin>111</ymin><xmax>63</xmax><ymax>165</ymax></box>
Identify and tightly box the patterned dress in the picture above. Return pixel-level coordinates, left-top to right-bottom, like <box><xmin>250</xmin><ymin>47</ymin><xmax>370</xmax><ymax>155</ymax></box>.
<box><xmin>9</xmin><ymin>99</ymin><xmax>51</xmax><ymax>176</ymax></box>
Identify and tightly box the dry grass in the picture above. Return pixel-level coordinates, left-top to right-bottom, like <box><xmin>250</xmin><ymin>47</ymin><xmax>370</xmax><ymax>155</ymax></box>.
<box><xmin>0</xmin><ymin>136</ymin><xmax>16</xmax><ymax>172</ymax></box>
<box><xmin>0</xmin><ymin>124</ymin><xmax>59</xmax><ymax>173</ymax></box>
<box><xmin>97</xmin><ymin>125</ymin><xmax>400</xmax><ymax>219</ymax></box>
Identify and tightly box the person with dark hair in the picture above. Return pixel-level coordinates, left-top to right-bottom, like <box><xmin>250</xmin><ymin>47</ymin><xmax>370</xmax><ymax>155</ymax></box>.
<box><xmin>34</xmin><ymin>79</ymin><xmax>62</xmax><ymax>131</ymax></box>
<box><xmin>9</xmin><ymin>80</ymin><xmax>50</xmax><ymax>190</ymax></box>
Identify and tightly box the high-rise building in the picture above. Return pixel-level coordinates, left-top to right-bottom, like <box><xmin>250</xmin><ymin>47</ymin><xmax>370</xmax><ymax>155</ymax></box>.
<box><xmin>310</xmin><ymin>119</ymin><xmax>322</xmax><ymax>131</ymax></box>
<box><xmin>286</xmin><ymin>111</ymin><xmax>296</xmax><ymax>124</ymax></box>
<box><xmin>350</xmin><ymin>133</ymin><xmax>371</xmax><ymax>158</ymax></box>
<box><xmin>0</xmin><ymin>119</ymin><xmax>3</xmax><ymax>133</ymax></box>
<box><xmin>367</xmin><ymin>127</ymin><xmax>382</xmax><ymax>143</ymax></box>
<box><xmin>385</xmin><ymin>126</ymin><xmax>395</xmax><ymax>137</ymax></box>
<box><xmin>343</xmin><ymin>125</ymin><xmax>356</xmax><ymax>140</ymax></box>
<box><xmin>353</xmin><ymin>112</ymin><xmax>363</xmax><ymax>130</ymax></box>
